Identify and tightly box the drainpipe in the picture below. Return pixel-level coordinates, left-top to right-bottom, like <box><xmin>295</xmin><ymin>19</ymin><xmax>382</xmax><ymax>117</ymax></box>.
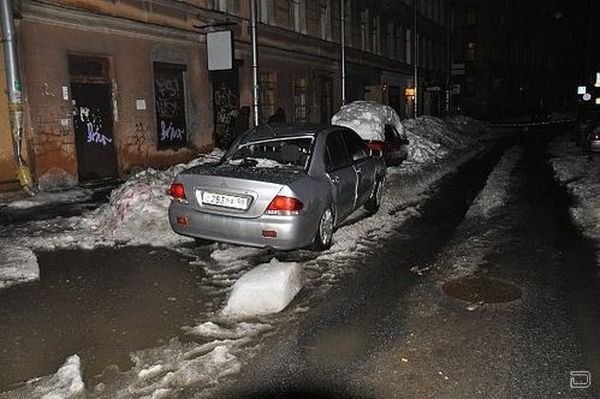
<box><xmin>0</xmin><ymin>0</ymin><xmax>33</xmax><ymax>195</ymax></box>
<box><xmin>250</xmin><ymin>0</ymin><xmax>260</xmax><ymax>127</ymax></box>
<box><xmin>340</xmin><ymin>0</ymin><xmax>346</xmax><ymax>105</ymax></box>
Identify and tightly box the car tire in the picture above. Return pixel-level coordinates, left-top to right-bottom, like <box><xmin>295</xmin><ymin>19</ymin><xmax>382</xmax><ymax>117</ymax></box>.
<box><xmin>312</xmin><ymin>206</ymin><xmax>334</xmax><ymax>251</ymax></box>
<box><xmin>365</xmin><ymin>176</ymin><xmax>384</xmax><ymax>214</ymax></box>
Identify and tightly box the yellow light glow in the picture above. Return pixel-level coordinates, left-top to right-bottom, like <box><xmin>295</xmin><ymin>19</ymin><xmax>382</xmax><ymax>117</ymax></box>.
<box><xmin>405</xmin><ymin>87</ymin><xmax>415</xmax><ymax>97</ymax></box>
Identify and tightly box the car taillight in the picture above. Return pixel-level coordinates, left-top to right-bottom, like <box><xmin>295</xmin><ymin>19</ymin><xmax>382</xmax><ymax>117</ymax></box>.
<box><xmin>169</xmin><ymin>183</ymin><xmax>186</xmax><ymax>200</ymax></box>
<box><xmin>266</xmin><ymin>195</ymin><xmax>304</xmax><ymax>215</ymax></box>
<box><xmin>366</xmin><ymin>141</ymin><xmax>385</xmax><ymax>156</ymax></box>
<box><xmin>592</xmin><ymin>132</ymin><xmax>600</xmax><ymax>140</ymax></box>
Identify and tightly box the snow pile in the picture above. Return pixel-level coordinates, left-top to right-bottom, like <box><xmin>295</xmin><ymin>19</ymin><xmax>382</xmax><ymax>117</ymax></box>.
<box><xmin>401</xmin><ymin>116</ymin><xmax>473</xmax><ymax>165</ymax></box>
<box><xmin>77</xmin><ymin>149</ymin><xmax>224</xmax><ymax>247</ymax></box>
<box><xmin>109</xmin><ymin>321</ymin><xmax>273</xmax><ymax>398</ymax></box>
<box><xmin>7</xmin><ymin>188</ymin><xmax>92</xmax><ymax>210</ymax></box>
<box><xmin>0</xmin><ymin>245</ymin><xmax>39</xmax><ymax>288</ymax></box>
<box><xmin>6</xmin><ymin>149</ymin><xmax>224</xmax><ymax>250</ymax></box>
<box><xmin>34</xmin><ymin>354</ymin><xmax>85</xmax><ymax>399</ymax></box>
<box><xmin>184</xmin><ymin>321</ymin><xmax>272</xmax><ymax>340</ymax></box>
<box><xmin>331</xmin><ymin>101</ymin><xmax>404</xmax><ymax>141</ymax></box>
<box><xmin>549</xmin><ymin>137</ymin><xmax>600</xmax><ymax>246</ymax></box>
<box><xmin>222</xmin><ymin>258</ymin><xmax>303</xmax><ymax>317</ymax></box>
<box><xmin>445</xmin><ymin>115</ymin><xmax>488</xmax><ymax>137</ymax></box>
<box><xmin>467</xmin><ymin>146</ymin><xmax>523</xmax><ymax>218</ymax></box>
<box><xmin>118</xmin><ymin>341</ymin><xmax>242</xmax><ymax>398</ymax></box>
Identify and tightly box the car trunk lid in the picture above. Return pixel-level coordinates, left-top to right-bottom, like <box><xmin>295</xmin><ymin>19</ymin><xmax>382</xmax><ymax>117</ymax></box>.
<box><xmin>177</xmin><ymin>164</ymin><xmax>303</xmax><ymax>218</ymax></box>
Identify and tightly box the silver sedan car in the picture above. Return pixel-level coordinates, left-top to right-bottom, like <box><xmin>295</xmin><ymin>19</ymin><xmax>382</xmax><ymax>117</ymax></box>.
<box><xmin>168</xmin><ymin>124</ymin><xmax>386</xmax><ymax>250</ymax></box>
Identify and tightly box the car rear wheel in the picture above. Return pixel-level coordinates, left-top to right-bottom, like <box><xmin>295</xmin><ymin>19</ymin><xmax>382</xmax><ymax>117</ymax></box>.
<box><xmin>312</xmin><ymin>206</ymin><xmax>334</xmax><ymax>251</ymax></box>
<box><xmin>365</xmin><ymin>176</ymin><xmax>384</xmax><ymax>213</ymax></box>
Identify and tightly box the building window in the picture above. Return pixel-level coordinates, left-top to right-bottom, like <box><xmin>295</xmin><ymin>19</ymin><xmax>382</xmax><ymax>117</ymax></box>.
<box><xmin>466</xmin><ymin>41</ymin><xmax>476</xmax><ymax>61</ymax></box>
<box><xmin>290</xmin><ymin>0</ymin><xmax>306</xmax><ymax>33</ymax></box>
<box><xmin>344</xmin><ymin>0</ymin><xmax>352</xmax><ymax>47</ymax></box>
<box><xmin>406</xmin><ymin>28</ymin><xmax>412</xmax><ymax>64</ymax></box>
<box><xmin>153</xmin><ymin>62</ymin><xmax>187</xmax><ymax>149</ymax></box>
<box><xmin>259</xmin><ymin>71</ymin><xmax>277</xmax><ymax>122</ymax></box>
<box><xmin>386</xmin><ymin>21</ymin><xmax>394</xmax><ymax>58</ymax></box>
<box><xmin>210</xmin><ymin>0</ymin><xmax>239</xmax><ymax>14</ymax></box>
<box><xmin>293</xmin><ymin>77</ymin><xmax>309</xmax><ymax>122</ymax></box>
<box><xmin>371</xmin><ymin>14</ymin><xmax>381</xmax><ymax>54</ymax></box>
<box><xmin>319</xmin><ymin>0</ymin><xmax>331</xmax><ymax>40</ymax></box>
<box><xmin>360</xmin><ymin>8</ymin><xmax>370</xmax><ymax>52</ymax></box>
<box><xmin>258</xmin><ymin>0</ymin><xmax>273</xmax><ymax>24</ymax></box>
<box><xmin>466</xmin><ymin>6</ymin><xmax>477</xmax><ymax>25</ymax></box>
<box><xmin>396</xmin><ymin>26</ymin><xmax>405</xmax><ymax>62</ymax></box>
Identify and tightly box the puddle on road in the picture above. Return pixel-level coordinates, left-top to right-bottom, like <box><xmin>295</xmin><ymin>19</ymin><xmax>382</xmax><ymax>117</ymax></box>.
<box><xmin>442</xmin><ymin>276</ymin><xmax>522</xmax><ymax>303</ymax></box>
<box><xmin>0</xmin><ymin>246</ymin><xmax>212</xmax><ymax>391</ymax></box>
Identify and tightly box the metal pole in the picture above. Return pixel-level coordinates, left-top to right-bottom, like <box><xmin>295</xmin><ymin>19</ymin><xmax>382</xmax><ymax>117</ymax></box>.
<box><xmin>340</xmin><ymin>0</ymin><xmax>346</xmax><ymax>105</ymax></box>
<box><xmin>413</xmin><ymin>0</ymin><xmax>418</xmax><ymax>117</ymax></box>
<box><xmin>1</xmin><ymin>0</ymin><xmax>33</xmax><ymax>194</ymax></box>
<box><xmin>250</xmin><ymin>0</ymin><xmax>260</xmax><ymax>126</ymax></box>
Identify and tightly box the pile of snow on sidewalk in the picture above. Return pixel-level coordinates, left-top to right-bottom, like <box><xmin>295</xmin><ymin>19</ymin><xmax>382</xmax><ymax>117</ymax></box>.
<box><xmin>549</xmin><ymin>136</ymin><xmax>600</xmax><ymax>257</ymax></box>
<box><xmin>78</xmin><ymin>149</ymin><xmax>224</xmax><ymax>247</ymax></box>
<box><xmin>0</xmin><ymin>245</ymin><xmax>39</xmax><ymax>289</ymax></box>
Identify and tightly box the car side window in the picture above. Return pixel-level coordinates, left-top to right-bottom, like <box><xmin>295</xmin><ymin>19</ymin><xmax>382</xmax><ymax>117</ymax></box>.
<box><xmin>325</xmin><ymin>132</ymin><xmax>350</xmax><ymax>172</ymax></box>
<box><xmin>342</xmin><ymin>131</ymin><xmax>369</xmax><ymax>162</ymax></box>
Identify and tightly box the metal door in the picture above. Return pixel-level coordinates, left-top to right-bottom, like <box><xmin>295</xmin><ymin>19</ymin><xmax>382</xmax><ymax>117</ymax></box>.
<box><xmin>71</xmin><ymin>83</ymin><xmax>118</xmax><ymax>181</ymax></box>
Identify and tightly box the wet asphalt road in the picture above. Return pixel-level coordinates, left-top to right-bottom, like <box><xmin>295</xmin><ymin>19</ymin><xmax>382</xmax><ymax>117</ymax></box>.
<box><xmin>212</xmin><ymin>131</ymin><xmax>600</xmax><ymax>399</ymax></box>
<box><xmin>1</xmin><ymin>128</ymin><xmax>599</xmax><ymax>398</ymax></box>
<box><xmin>0</xmin><ymin>246</ymin><xmax>208</xmax><ymax>390</ymax></box>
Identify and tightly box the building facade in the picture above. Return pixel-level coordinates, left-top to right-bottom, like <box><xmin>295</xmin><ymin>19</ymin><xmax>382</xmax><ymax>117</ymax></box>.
<box><xmin>450</xmin><ymin>0</ymin><xmax>580</xmax><ymax>120</ymax></box>
<box><xmin>0</xmin><ymin>0</ymin><xmax>451</xmax><ymax>191</ymax></box>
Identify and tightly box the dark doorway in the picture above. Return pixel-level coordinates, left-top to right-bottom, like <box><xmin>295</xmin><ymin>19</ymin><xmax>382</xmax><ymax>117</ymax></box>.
<box><xmin>69</xmin><ymin>56</ymin><xmax>118</xmax><ymax>182</ymax></box>
<box><xmin>211</xmin><ymin>67</ymin><xmax>240</xmax><ymax>149</ymax></box>
<box><xmin>319</xmin><ymin>76</ymin><xmax>333</xmax><ymax>124</ymax></box>
<box><xmin>154</xmin><ymin>62</ymin><xmax>188</xmax><ymax>149</ymax></box>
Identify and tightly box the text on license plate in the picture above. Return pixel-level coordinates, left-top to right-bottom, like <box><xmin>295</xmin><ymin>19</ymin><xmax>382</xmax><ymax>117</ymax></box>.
<box><xmin>201</xmin><ymin>191</ymin><xmax>249</xmax><ymax>210</ymax></box>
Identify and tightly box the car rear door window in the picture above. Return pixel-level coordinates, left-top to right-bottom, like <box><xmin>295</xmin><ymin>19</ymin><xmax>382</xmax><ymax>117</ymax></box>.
<box><xmin>325</xmin><ymin>132</ymin><xmax>351</xmax><ymax>172</ymax></box>
<box><xmin>342</xmin><ymin>130</ymin><xmax>369</xmax><ymax>161</ymax></box>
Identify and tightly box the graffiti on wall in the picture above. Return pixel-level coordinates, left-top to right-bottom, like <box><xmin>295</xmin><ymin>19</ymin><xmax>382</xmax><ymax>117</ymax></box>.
<box><xmin>78</xmin><ymin>107</ymin><xmax>113</xmax><ymax>146</ymax></box>
<box><xmin>154</xmin><ymin>63</ymin><xmax>187</xmax><ymax>149</ymax></box>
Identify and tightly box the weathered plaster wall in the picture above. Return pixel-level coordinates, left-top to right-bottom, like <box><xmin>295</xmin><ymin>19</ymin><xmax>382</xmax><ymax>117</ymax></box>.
<box><xmin>21</xmin><ymin>20</ymin><xmax>213</xmax><ymax>187</ymax></box>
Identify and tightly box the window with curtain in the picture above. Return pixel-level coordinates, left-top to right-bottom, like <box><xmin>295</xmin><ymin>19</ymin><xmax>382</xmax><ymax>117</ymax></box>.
<box><xmin>259</xmin><ymin>71</ymin><xmax>277</xmax><ymax>122</ymax></box>
<box><xmin>210</xmin><ymin>0</ymin><xmax>239</xmax><ymax>14</ymax></box>
<box><xmin>294</xmin><ymin>77</ymin><xmax>309</xmax><ymax>122</ymax></box>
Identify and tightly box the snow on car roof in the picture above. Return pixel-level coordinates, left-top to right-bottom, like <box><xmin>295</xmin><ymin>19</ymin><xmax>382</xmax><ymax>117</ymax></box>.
<box><xmin>331</xmin><ymin>101</ymin><xmax>405</xmax><ymax>142</ymax></box>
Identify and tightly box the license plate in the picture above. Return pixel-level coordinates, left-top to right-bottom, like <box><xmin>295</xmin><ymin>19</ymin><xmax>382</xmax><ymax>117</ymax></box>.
<box><xmin>200</xmin><ymin>191</ymin><xmax>249</xmax><ymax>210</ymax></box>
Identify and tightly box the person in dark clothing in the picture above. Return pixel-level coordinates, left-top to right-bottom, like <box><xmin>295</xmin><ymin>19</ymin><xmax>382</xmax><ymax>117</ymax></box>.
<box><xmin>268</xmin><ymin>107</ymin><xmax>286</xmax><ymax>123</ymax></box>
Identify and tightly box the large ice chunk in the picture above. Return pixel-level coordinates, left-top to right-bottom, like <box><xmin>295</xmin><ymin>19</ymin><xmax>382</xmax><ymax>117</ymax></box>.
<box><xmin>35</xmin><ymin>354</ymin><xmax>85</xmax><ymax>399</ymax></box>
<box><xmin>331</xmin><ymin>100</ymin><xmax>404</xmax><ymax>141</ymax></box>
<box><xmin>222</xmin><ymin>258</ymin><xmax>303</xmax><ymax>317</ymax></box>
<box><xmin>0</xmin><ymin>245</ymin><xmax>39</xmax><ymax>289</ymax></box>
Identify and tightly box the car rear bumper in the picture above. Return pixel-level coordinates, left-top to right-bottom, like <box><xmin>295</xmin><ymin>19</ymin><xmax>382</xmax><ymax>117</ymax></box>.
<box><xmin>590</xmin><ymin>140</ymin><xmax>600</xmax><ymax>152</ymax></box>
<box><xmin>168</xmin><ymin>202</ymin><xmax>318</xmax><ymax>250</ymax></box>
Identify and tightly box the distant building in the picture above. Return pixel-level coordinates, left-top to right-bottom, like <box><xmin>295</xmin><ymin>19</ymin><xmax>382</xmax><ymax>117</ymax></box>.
<box><xmin>0</xmin><ymin>0</ymin><xmax>450</xmax><ymax>191</ymax></box>
<box><xmin>450</xmin><ymin>0</ymin><xmax>583</xmax><ymax>120</ymax></box>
